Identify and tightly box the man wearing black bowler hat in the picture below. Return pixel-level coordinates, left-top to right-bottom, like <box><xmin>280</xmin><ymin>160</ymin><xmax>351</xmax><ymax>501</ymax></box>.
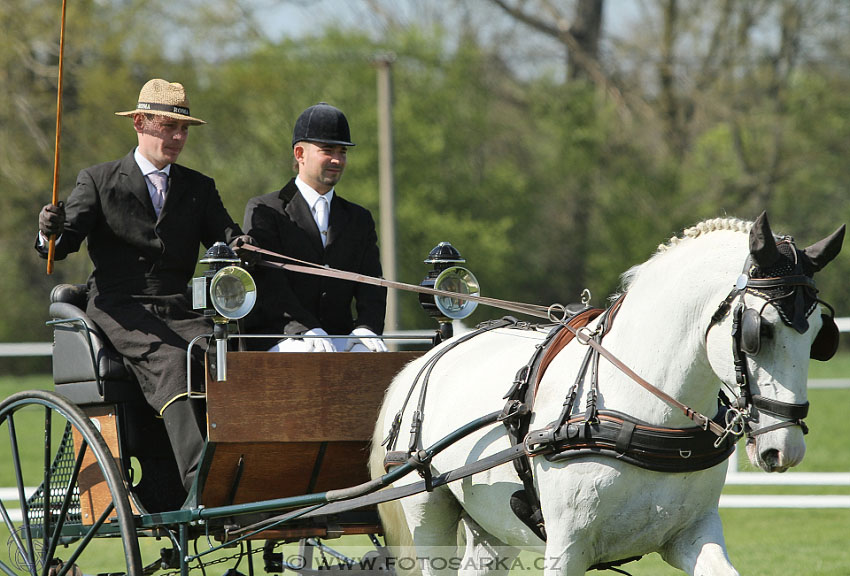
<box><xmin>243</xmin><ymin>102</ymin><xmax>387</xmax><ymax>352</ymax></box>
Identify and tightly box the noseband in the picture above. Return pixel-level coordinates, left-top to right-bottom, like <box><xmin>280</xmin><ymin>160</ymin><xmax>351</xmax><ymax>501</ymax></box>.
<box><xmin>707</xmin><ymin>238</ymin><xmax>836</xmax><ymax>441</ymax></box>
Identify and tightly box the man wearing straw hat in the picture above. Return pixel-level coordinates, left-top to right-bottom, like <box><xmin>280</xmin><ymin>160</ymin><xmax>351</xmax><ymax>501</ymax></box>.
<box><xmin>36</xmin><ymin>78</ymin><xmax>252</xmax><ymax>494</ymax></box>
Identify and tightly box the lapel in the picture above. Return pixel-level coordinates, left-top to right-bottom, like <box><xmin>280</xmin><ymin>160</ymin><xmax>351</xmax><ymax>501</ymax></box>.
<box><xmin>325</xmin><ymin>194</ymin><xmax>350</xmax><ymax>249</ymax></box>
<box><xmin>281</xmin><ymin>182</ymin><xmax>324</xmax><ymax>254</ymax></box>
<box><xmin>161</xmin><ymin>164</ymin><xmax>187</xmax><ymax>220</ymax></box>
<box><xmin>118</xmin><ymin>152</ymin><xmax>156</xmax><ymax>219</ymax></box>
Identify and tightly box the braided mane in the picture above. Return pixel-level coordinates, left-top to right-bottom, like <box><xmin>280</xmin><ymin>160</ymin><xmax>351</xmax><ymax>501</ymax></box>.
<box><xmin>656</xmin><ymin>217</ymin><xmax>752</xmax><ymax>254</ymax></box>
<box><xmin>615</xmin><ymin>217</ymin><xmax>752</xmax><ymax>298</ymax></box>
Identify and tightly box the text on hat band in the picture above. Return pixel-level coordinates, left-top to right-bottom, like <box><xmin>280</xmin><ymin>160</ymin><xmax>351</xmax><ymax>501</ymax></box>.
<box><xmin>137</xmin><ymin>102</ymin><xmax>191</xmax><ymax>116</ymax></box>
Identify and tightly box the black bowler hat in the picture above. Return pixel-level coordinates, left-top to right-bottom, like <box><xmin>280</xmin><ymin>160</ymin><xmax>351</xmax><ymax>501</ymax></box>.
<box><xmin>291</xmin><ymin>102</ymin><xmax>355</xmax><ymax>147</ymax></box>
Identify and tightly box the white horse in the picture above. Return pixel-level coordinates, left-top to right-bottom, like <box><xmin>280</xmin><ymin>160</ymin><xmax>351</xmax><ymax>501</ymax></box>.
<box><xmin>370</xmin><ymin>213</ymin><xmax>844</xmax><ymax>576</ymax></box>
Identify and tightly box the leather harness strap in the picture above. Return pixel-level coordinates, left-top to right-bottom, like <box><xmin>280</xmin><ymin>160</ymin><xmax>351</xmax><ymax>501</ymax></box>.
<box><xmin>502</xmin><ymin>307</ymin><xmax>605</xmax><ymax>541</ymax></box>
<box><xmin>568</xmin><ymin>319</ymin><xmax>727</xmax><ymax>437</ymax></box>
<box><xmin>533</xmin><ymin>307</ymin><xmax>605</xmax><ymax>397</ymax></box>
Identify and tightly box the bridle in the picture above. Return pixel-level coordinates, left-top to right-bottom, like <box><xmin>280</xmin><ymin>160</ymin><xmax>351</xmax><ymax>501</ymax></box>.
<box><xmin>706</xmin><ymin>237</ymin><xmax>838</xmax><ymax>442</ymax></box>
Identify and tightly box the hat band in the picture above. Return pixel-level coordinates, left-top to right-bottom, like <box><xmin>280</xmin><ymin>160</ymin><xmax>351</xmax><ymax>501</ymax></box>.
<box><xmin>137</xmin><ymin>102</ymin><xmax>191</xmax><ymax>116</ymax></box>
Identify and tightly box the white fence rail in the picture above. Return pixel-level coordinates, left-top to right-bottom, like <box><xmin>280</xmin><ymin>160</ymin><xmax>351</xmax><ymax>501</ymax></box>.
<box><xmin>0</xmin><ymin>342</ymin><xmax>52</xmax><ymax>357</ymax></box>
<box><xmin>2</xmin><ymin>337</ymin><xmax>849</xmax><ymax>512</ymax></box>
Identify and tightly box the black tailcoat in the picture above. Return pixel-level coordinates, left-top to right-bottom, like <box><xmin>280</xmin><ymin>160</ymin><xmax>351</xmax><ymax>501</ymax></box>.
<box><xmin>38</xmin><ymin>150</ymin><xmax>242</xmax><ymax>411</ymax></box>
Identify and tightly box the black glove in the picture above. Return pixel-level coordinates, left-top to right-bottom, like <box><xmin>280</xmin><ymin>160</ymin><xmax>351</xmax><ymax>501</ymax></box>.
<box><xmin>39</xmin><ymin>202</ymin><xmax>65</xmax><ymax>237</ymax></box>
<box><xmin>229</xmin><ymin>234</ymin><xmax>261</xmax><ymax>267</ymax></box>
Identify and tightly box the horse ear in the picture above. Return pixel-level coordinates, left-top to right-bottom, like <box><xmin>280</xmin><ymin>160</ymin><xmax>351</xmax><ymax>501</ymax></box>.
<box><xmin>802</xmin><ymin>224</ymin><xmax>845</xmax><ymax>273</ymax></box>
<box><xmin>749</xmin><ymin>211</ymin><xmax>780</xmax><ymax>268</ymax></box>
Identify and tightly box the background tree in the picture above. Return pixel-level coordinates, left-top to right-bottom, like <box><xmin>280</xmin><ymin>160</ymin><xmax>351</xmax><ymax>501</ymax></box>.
<box><xmin>2</xmin><ymin>0</ymin><xmax>849</xmax><ymax>372</ymax></box>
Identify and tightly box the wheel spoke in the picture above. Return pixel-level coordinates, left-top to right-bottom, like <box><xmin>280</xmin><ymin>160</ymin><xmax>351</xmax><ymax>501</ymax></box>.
<box><xmin>8</xmin><ymin>413</ymin><xmax>37</xmax><ymax>572</ymax></box>
<box><xmin>0</xmin><ymin>559</ymin><xmax>22</xmax><ymax>576</ymax></box>
<box><xmin>41</xmin><ymin>439</ymin><xmax>88</xmax><ymax>576</ymax></box>
<box><xmin>0</xmin><ymin>497</ymin><xmax>29</xmax><ymax>571</ymax></box>
<box><xmin>41</xmin><ymin>407</ymin><xmax>52</xmax><ymax>573</ymax></box>
<box><xmin>55</xmin><ymin>502</ymin><xmax>115</xmax><ymax>576</ymax></box>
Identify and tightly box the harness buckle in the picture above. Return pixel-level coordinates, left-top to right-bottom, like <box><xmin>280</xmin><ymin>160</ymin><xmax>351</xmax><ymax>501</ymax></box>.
<box><xmin>498</xmin><ymin>400</ymin><xmax>528</xmax><ymax>422</ymax></box>
<box><xmin>714</xmin><ymin>407</ymin><xmax>746</xmax><ymax>448</ymax></box>
<box><xmin>524</xmin><ymin>428</ymin><xmax>556</xmax><ymax>456</ymax></box>
<box><xmin>575</xmin><ymin>326</ymin><xmax>597</xmax><ymax>346</ymax></box>
<box><xmin>409</xmin><ymin>449</ymin><xmax>434</xmax><ymax>491</ymax></box>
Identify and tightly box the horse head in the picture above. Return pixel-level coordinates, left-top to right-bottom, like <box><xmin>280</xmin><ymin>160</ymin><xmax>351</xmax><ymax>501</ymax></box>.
<box><xmin>709</xmin><ymin>212</ymin><xmax>844</xmax><ymax>472</ymax></box>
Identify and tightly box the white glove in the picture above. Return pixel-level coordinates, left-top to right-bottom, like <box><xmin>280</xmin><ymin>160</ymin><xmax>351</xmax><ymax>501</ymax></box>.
<box><xmin>346</xmin><ymin>327</ymin><xmax>388</xmax><ymax>352</ymax></box>
<box><xmin>304</xmin><ymin>327</ymin><xmax>337</xmax><ymax>352</ymax></box>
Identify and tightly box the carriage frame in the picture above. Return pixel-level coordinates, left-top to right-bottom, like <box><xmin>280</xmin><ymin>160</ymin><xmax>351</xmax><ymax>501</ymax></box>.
<box><xmin>0</xmin><ymin>280</ymin><xmax>448</xmax><ymax>576</ymax></box>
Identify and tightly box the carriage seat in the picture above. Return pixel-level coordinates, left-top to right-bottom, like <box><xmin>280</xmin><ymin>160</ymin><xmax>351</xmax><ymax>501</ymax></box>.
<box><xmin>49</xmin><ymin>283</ymin><xmax>143</xmax><ymax>406</ymax></box>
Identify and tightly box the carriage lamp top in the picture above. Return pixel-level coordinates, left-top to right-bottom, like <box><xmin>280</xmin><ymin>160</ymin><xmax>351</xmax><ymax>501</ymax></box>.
<box><xmin>193</xmin><ymin>242</ymin><xmax>257</xmax><ymax>322</ymax></box>
<box><xmin>418</xmin><ymin>242</ymin><xmax>480</xmax><ymax>322</ymax></box>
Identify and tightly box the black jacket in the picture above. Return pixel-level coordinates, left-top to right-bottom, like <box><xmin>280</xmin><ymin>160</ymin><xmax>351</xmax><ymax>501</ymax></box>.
<box><xmin>242</xmin><ymin>178</ymin><xmax>386</xmax><ymax>342</ymax></box>
<box><xmin>37</xmin><ymin>150</ymin><xmax>242</xmax><ymax>411</ymax></box>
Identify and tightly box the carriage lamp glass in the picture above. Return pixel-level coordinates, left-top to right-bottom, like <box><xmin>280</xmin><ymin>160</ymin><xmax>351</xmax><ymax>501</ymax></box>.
<box><xmin>433</xmin><ymin>266</ymin><xmax>479</xmax><ymax>319</ymax></box>
<box><xmin>419</xmin><ymin>242</ymin><xmax>479</xmax><ymax>321</ymax></box>
<box><xmin>193</xmin><ymin>241</ymin><xmax>256</xmax><ymax>320</ymax></box>
<box><xmin>209</xmin><ymin>266</ymin><xmax>257</xmax><ymax>320</ymax></box>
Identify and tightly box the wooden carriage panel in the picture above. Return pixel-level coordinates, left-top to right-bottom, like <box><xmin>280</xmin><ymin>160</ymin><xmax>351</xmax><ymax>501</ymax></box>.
<box><xmin>72</xmin><ymin>405</ymin><xmax>139</xmax><ymax>524</ymax></box>
<box><xmin>206</xmin><ymin>352</ymin><xmax>421</xmax><ymax>443</ymax></box>
<box><xmin>200</xmin><ymin>351</ymin><xmax>422</xmax><ymax>508</ymax></box>
<box><xmin>198</xmin><ymin>441</ymin><xmax>371</xmax><ymax>507</ymax></box>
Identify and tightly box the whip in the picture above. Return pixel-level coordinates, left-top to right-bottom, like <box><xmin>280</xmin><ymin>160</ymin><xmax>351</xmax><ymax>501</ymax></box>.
<box><xmin>47</xmin><ymin>0</ymin><xmax>68</xmax><ymax>274</ymax></box>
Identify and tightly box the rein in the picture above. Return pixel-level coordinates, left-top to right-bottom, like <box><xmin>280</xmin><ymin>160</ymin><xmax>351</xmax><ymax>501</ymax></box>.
<box><xmin>241</xmin><ymin>244</ymin><xmax>553</xmax><ymax>319</ymax></box>
<box><xmin>242</xmin><ymin>244</ymin><xmax>728</xmax><ymax>437</ymax></box>
<box><xmin>548</xmin><ymin>306</ymin><xmax>728</xmax><ymax>437</ymax></box>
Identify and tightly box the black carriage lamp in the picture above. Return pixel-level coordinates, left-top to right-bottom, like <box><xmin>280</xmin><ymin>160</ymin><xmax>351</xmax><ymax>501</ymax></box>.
<box><xmin>419</xmin><ymin>242</ymin><xmax>480</xmax><ymax>341</ymax></box>
<box><xmin>192</xmin><ymin>242</ymin><xmax>257</xmax><ymax>381</ymax></box>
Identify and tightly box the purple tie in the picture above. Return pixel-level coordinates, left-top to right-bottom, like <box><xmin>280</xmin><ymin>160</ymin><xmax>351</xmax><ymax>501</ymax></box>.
<box><xmin>148</xmin><ymin>171</ymin><xmax>167</xmax><ymax>217</ymax></box>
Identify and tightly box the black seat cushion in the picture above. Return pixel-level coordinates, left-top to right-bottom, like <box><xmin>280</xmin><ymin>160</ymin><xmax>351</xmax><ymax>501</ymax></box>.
<box><xmin>50</xmin><ymin>283</ymin><xmax>88</xmax><ymax>308</ymax></box>
<box><xmin>49</xmin><ymin>284</ymin><xmax>138</xmax><ymax>404</ymax></box>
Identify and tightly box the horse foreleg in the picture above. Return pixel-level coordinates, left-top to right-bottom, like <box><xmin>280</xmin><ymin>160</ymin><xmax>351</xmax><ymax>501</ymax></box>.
<box><xmin>456</xmin><ymin>513</ymin><xmax>520</xmax><ymax>576</ymax></box>
<box><xmin>401</xmin><ymin>487</ymin><xmax>464</xmax><ymax>576</ymax></box>
<box><xmin>662</xmin><ymin>512</ymin><xmax>739</xmax><ymax>576</ymax></box>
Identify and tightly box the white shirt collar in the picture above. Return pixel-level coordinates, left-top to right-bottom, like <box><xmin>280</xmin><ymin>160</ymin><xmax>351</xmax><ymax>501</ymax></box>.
<box><xmin>295</xmin><ymin>176</ymin><xmax>334</xmax><ymax>211</ymax></box>
<box><xmin>134</xmin><ymin>147</ymin><xmax>171</xmax><ymax>177</ymax></box>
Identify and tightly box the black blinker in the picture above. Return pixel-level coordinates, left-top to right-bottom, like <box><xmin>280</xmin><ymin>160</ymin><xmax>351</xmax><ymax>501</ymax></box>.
<box><xmin>740</xmin><ymin>307</ymin><xmax>763</xmax><ymax>356</ymax></box>
<box><xmin>811</xmin><ymin>314</ymin><xmax>840</xmax><ymax>361</ymax></box>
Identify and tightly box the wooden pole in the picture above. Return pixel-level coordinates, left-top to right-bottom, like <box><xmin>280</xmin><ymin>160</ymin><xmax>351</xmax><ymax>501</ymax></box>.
<box><xmin>375</xmin><ymin>54</ymin><xmax>397</xmax><ymax>333</ymax></box>
<box><xmin>47</xmin><ymin>0</ymin><xmax>68</xmax><ymax>275</ymax></box>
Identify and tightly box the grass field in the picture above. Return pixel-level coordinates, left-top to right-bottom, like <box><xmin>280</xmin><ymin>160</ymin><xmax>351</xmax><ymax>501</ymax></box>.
<box><xmin>1</xmin><ymin>361</ymin><xmax>849</xmax><ymax>575</ymax></box>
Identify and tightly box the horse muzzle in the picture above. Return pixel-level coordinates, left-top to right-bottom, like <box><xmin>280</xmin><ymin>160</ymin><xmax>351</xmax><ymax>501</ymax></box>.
<box><xmin>746</xmin><ymin>434</ymin><xmax>806</xmax><ymax>473</ymax></box>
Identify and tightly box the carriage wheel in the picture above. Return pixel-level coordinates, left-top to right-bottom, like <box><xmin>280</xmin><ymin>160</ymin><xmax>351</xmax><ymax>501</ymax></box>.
<box><xmin>0</xmin><ymin>390</ymin><xmax>142</xmax><ymax>576</ymax></box>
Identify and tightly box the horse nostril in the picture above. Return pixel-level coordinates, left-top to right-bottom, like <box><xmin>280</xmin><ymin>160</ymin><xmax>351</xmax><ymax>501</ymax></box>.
<box><xmin>761</xmin><ymin>448</ymin><xmax>782</xmax><ymax>471</ymax></box>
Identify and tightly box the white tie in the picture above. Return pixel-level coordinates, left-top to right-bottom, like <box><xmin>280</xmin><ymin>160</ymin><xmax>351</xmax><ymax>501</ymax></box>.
<box><xmin>315</xmin><ymin>196</ymin><xmax>329</xmax><ymax>246</ymax></box>
<box><xmin>148</xmin><ymin>171</ymin><xmax>167</xmax><ymax>217</ymax></box>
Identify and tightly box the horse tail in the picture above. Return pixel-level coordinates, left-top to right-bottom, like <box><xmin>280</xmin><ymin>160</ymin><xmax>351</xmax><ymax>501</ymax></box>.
<box><xmin>369</xmin><ymin>367</ymin><xmax>422</xmax><ymax>576</ymax></box>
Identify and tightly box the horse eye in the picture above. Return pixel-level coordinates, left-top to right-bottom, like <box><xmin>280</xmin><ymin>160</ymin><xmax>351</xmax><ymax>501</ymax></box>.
<box><xmin>759</xmin><ymin>321</ymin><xmax>774</xmax><ymax>341</ymax></box>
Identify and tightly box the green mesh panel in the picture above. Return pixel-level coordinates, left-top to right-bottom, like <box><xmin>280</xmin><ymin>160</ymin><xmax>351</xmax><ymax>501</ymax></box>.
<box><xmin>26</xmin><ymin>422</ymin><xmax>82</xmax><ymax>528</ymax></box>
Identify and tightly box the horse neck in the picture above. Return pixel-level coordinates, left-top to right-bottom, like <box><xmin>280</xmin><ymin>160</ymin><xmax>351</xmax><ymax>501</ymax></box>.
<box><xmin>599</xmin><ymin>231</ymin><xmax>747</xmax><ymax>425</ymax></box>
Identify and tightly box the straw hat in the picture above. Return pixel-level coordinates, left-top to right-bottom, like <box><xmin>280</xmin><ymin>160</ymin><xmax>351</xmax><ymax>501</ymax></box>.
<box><xmin>115</xmin><ymin>78</ymin><xmax>206</xmax><ymax>125</ymax></box>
